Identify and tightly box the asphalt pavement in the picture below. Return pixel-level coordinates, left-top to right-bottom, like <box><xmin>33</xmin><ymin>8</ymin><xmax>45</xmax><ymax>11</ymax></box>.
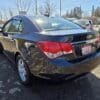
<box><xmin>0</xmin><ymin>54</ymin><xmax>100</xmax><ymax>100</ymax></box>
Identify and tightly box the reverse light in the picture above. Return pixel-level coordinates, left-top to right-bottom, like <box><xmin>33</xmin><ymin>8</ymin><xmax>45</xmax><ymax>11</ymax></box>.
<box><xmin>37</xmin><ymin>41</ymin><xmax>73</xmax><ymax>59</ymax></box>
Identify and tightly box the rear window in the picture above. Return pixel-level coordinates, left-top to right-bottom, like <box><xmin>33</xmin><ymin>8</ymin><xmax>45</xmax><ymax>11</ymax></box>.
<box><xmin>29</xmin><ymin>16</ymin><xmax>81</xmax><ymax>31</ymax></box>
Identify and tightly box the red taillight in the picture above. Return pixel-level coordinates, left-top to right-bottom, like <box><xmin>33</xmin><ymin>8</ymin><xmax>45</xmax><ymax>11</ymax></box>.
<box><xmin>60</xmin><ymin>43</ymin><xmax>73</xmax><ymax>54</ymax></box>
<box><xmin>37</xmin><ymin>41</ymin><xmax>73</xmax><ymax>59</ymax></box>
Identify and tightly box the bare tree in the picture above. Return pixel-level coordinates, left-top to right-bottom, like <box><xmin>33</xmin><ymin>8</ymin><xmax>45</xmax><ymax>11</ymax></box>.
<box><xmin>8</xmin><ymin>9</ymin><xmax>14</xmax><ymax>18</ymax></box>
<box><xmin>94</xmin><ymin>7</ymin><xmax>100</xmax><ymax>17</ymax></box>
<box><xmin>0</xmin><ymin>11</ymin><xmax>3</xmax><ymax>21</ymax></box>
<box><xmin>31</xmin><ymin>0</ymin><xmax>38</xmax><ymax>16</ymax></box>
<box><xmin>16</xmin><ymin>0</ymin><xmax>32</xmax><ymax>14</ymax></box>
<box><xmin>39</xmin><ymin>0</ymin><xmax>56</xmax><ymax>16</ymax></box>
<box><xmin>35</xmin><ymin>0</ymin><xmax>38</xmax><ymax>15</ymax></box>
<box><xmin>0</xmin><ymin>8</ymin><xmax>13</xmax><ymax>22</ymax></box>
<box><xmin>39</xmin><ymin>6</ymin><xmax>44</xmax><ymax>15</ymax></box>
<box><xmin>2</xmin><ymin>9</ymin><xmax>8</xmax><ymax>21</ymax></box>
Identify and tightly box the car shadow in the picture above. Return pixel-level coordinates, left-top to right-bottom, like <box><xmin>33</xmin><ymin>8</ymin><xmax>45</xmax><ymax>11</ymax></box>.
<box><xmin>29</xmin><ymin>73</ymin><xmax>100</xmax><ymax>100</ymax></box>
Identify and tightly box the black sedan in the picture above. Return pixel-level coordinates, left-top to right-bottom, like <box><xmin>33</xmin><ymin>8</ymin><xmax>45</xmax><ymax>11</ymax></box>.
<box><xmin>0</xmin><ymin>15</ymin><xmax>100</xmax><ymax>85</ymax></box>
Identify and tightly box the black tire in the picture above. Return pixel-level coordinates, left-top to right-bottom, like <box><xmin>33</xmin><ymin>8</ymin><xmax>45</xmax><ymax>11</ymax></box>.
<box><xmin>16</xmin><ymin>55</ymin><xmax>31</xmax><ymax>85</ymax></box>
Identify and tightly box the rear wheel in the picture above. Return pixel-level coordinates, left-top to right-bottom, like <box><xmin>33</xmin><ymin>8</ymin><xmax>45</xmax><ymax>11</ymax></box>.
<box><xmin>16</xmin><ymin>55</ymin><xmax>31</xmax><ymax>85</ymax></box>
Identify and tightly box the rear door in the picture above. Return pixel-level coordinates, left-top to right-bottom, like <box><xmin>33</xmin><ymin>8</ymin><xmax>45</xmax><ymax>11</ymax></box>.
<box><xmin>1</xmin><ymin>18</ymin><xmax>23</xmax><ymax>60</ymax></box>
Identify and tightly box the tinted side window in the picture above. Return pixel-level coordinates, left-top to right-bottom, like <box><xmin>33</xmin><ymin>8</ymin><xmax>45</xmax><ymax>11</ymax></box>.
<box><xmin>4</xmin><ymin>19</ymin><xmax>23</xmax><ymax>34</ymax></box>
<box><xmin>3</xmin><ymin>22</ymin><xmax>11</xmax><ymax>33</ymax></box>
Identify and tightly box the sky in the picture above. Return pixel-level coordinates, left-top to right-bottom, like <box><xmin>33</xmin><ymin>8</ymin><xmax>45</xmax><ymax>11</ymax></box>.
<box><xmin>0</xmin><ymin>0</ymin><xmax>100</xmax><ymax>17</ymax></box>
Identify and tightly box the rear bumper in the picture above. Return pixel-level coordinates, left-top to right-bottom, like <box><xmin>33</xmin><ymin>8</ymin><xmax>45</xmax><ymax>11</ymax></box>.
<box><xmin>27</xmin><ymin>49</ymin><xmax>100</xmax><ymax>77</ymax></box>
<box><xmin>43</xmin><ymin>52</ymin><xmax>100</xmax><ymax>74</ymax></box>
<box><xmin>40</xmin><ymin>53</ymin><xmax>100</xmax><ymax>74</ymax></box>
<box><xmin>50</xmin><ymin>51</ymin><xmax>100</xmax><ymax>67</ymax></box>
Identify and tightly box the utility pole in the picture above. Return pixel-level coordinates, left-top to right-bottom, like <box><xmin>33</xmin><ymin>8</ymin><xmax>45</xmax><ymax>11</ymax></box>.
<box><xmin>60</xmin><ymin>0</ymin><xmax>62</xmax><ymax>16</ymax></box>
<box><xmin>35</xmin><ymin>0</ymin><xmax>37</xmax><ymax>15</ymax></box>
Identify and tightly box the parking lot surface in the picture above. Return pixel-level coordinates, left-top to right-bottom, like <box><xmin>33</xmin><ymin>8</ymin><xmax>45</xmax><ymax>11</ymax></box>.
<box><xmin>0</xmin><ymin>54</ymin><xmax>100</xmax><ymax>100</ymax></box>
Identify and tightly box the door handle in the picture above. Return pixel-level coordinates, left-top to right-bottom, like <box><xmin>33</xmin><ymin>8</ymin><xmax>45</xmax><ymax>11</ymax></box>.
<box><xmin>10</xmin><ymin>38</ymin><xmax>15</xmax><ymax>41</ymax></box>
<box><xmin>8</xmin><ymin>35</ymin><xmax>15</xmax><ymax>41</ymax></box>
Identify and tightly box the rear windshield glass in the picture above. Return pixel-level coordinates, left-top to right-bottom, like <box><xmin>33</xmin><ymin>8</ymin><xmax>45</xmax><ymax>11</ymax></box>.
<box><xmin>29</xmin><ymin>16</ymin><xmax>82</xmax><ymax>31</ymax></box>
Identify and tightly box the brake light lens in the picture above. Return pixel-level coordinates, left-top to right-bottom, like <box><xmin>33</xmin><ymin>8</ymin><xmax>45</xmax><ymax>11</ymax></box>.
<box><xmin>60</xmin><ymin>43</ymin><xmax>73</xmax><ymax>54</ymax></box>
<box><xmin>37</xmin><ymin>41</ymin><xmax>73</xmax><ymax>59</ymax></box>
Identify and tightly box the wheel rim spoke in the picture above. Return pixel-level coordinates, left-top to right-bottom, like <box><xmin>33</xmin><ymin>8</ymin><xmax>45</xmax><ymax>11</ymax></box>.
<box><xmin>18</xmin><ymin>59</ymin><xmax>27</xmax><ymax>81</ymax></box>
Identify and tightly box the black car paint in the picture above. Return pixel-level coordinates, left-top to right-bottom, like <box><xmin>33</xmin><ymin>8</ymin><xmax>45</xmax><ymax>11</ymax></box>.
<box><xmin>0</xmin><ymin>16</ymin><xmax>99</xmax><ymax>79</ymax></box>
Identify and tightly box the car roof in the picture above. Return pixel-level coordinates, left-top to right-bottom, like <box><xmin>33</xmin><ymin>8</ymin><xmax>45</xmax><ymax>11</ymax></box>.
<box><xmin>11</xmin><ymin>15</ymin><xmax>44</xmax><ymax>33</ymax></box>
<box><xmin>12</xmin><ymin>15</ymin><xmax>66</xmax><ymax>22</ymax></box>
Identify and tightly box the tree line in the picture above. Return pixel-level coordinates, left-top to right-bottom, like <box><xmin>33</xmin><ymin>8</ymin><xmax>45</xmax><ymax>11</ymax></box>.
<box><xmin>0</xmin><ymin>0</ymin><xmax>56</xmax><ymax>22</ymax></box>
<box><xmin>63</xmin><ymin>6</ymin><xmax>100</xmax><ymax>19</ymax></box>
<box><xmin>63</xmin><ymin>6</ymin><xmax>82</xmax><ymax>19</ymax></box>
<box><xmin>92</xmin><ymin>6</ymin><xmax>100</xmax><ymax>17</ymax></box>
<box><xmin>0</xmin><ymin>0</ymin><xmax>100</xmax><ymax>23</ymax></box>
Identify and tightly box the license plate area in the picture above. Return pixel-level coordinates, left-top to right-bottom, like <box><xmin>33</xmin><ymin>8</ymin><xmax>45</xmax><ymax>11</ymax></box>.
<box><xmin>82</xmin><ymin>45</ymin><xmax>92</xmax><ymax>55</ymax></box>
